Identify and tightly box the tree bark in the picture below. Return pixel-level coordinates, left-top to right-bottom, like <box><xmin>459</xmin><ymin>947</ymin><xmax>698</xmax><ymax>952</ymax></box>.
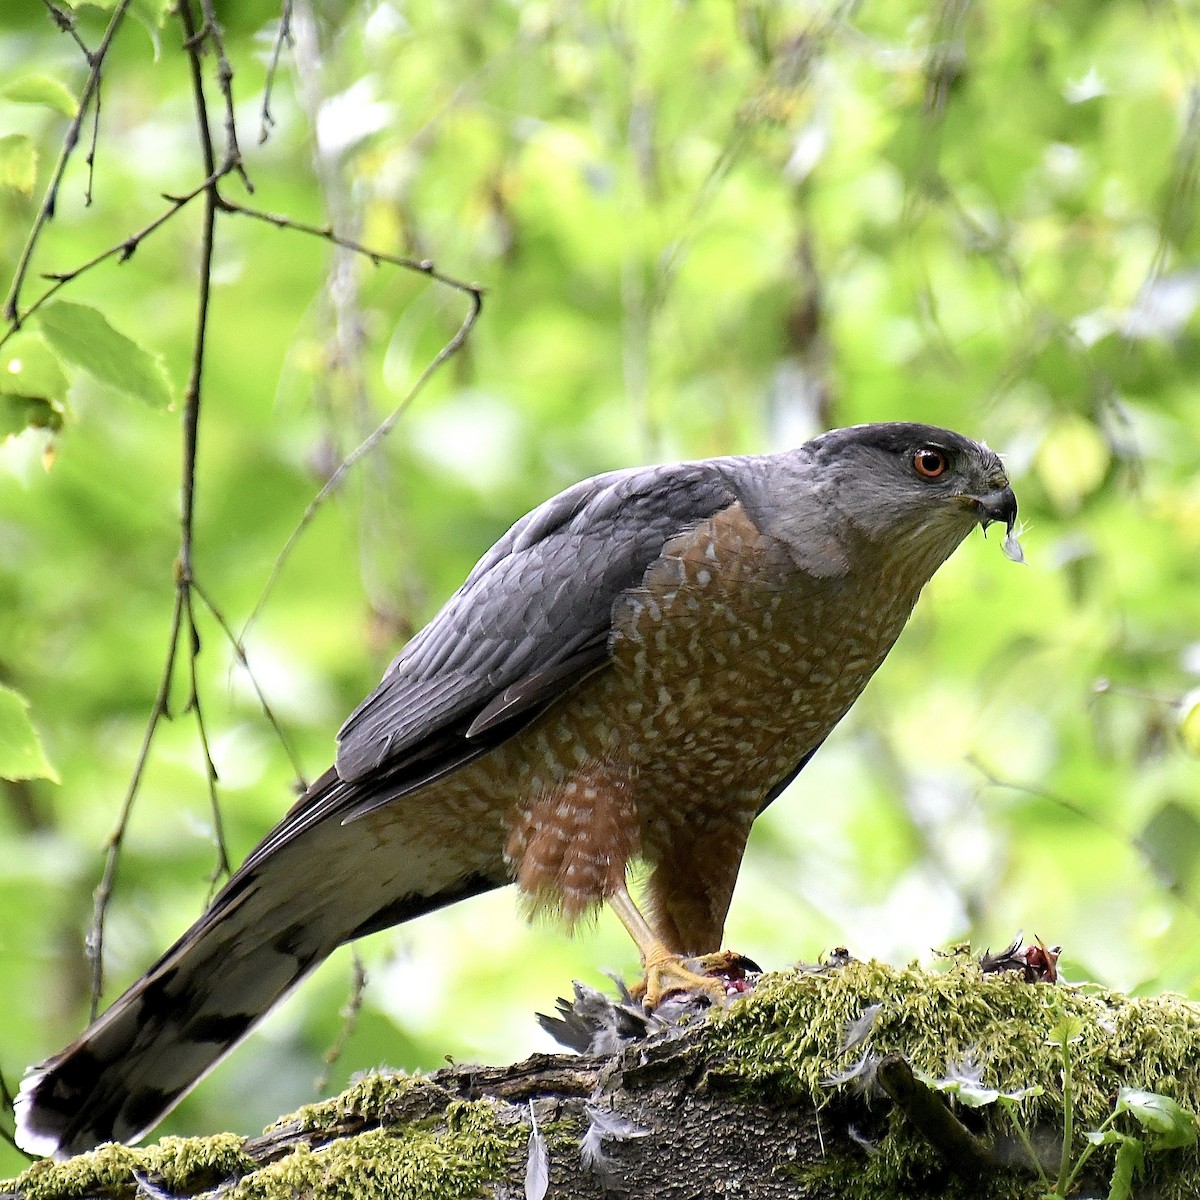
<box><xmin>6</xmin><ymin>957</ymin><xmax>1200</xmax><ymax>1200</ymax></box>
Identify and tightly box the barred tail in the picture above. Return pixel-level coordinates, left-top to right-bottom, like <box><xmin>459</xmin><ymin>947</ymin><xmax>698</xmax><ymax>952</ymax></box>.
<box><xmin>15</xmin><ymin>807</ymin><xmax>503</xmax><ymax>1159</ymax></box>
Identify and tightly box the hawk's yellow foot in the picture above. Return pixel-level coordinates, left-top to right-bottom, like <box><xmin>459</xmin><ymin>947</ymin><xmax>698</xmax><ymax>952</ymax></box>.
<box><xmin>607</xmin><ymin>884</ymin><xmax>758</xmax><ymax>1008</ymax></box>
<box><xmin>637</xmin><ymin>948</ymin><xmax>760</xmax><ymax>1009</ymax></box>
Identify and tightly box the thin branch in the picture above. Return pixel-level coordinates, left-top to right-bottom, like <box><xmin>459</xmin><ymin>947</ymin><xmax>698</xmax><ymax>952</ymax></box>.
<box><xmin>243</xmin><ymin>273</ymin><xmax>483</xmax><ymax>638</ymax></box>
<box><xmin>218</xmin><ymin>198</ymin><xmax>485</xmax><ymax>297</ymax></box>
<box><xmin>176</xmin><ymin>0</ymin><xmax>219</xmax><ymax>574</ymax></box>
<box><xmin>175</xmin><ymin>0</ymin><xmax>227</xmax><ymax>887</ymax></box>
<box><xmin>4</xmin><ymin>0</ymin><xmax>132</xmax><ymax>323</ymax></box>
<box><xmin>191</xmin><ymin>577</ymin><xmax>309</xmax><ymax>789</ymax></box>
<box><xmin>184</xmin><ymin>593</ymin><xmax>231</xmax><ymax>891</ymax></box>
<box><xmin>259</xmin><ymin>0</ymin><xmax>295</xmax><ymax>143</ymax></box>
<box><xmin>192</xmin><ymin>0</ymin><xmax>253</xmax><ymax>191</ymax></box>
<box><xmin>315</xmin><ymin>951</ymin><xmax>367</xmax><ymax>1094</ymax></box>
<box><xmin>40</xmin><ymin>0</ymin><xmax>95</xmax><ymax>60</ymax></box>
<box><xmin>83</xmin><ymin>67</ymin><xmax>102</xmax><ymax>206</ymax></box>
<box><xmin>206</xmin><ymin>200</ymin><xmax>483</xmax><ymax>637</ymax></box>
<box><xmin>88</xmin><ymin>591</ymin><xmax>185</xmax><ymax>1016</ymax></box>
<box><xmin>0</xmin><ymin>179</ymin><xmax>219</xmax><ymax>354</ymax></box>
<box><xmin>87</xmin><ymin>0</ymin><xmax>234</xmax><ymax>1006</ymax></box>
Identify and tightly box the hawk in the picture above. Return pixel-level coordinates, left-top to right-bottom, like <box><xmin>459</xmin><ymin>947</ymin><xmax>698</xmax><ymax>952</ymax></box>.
<box><xmin>15</xmin><ymin>421</ymin><xmax>1018</xmax><ymax>1158</ymax></box>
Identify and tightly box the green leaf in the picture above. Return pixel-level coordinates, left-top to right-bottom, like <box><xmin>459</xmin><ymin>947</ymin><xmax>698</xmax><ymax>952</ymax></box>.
<box><xmin>0</xmin><ymin>394</ymin><xmax>63</xmax><ymax>440</ymax></box>
<box><xmin>0</xmin><ymin>684</ymin><xmax>59</xmax><ymax>783</ymax></box>
<box><xmin>34</xmin><ymin>300</ymin><xmax>172</xmax><ymax>408</ymax></box>
<box><xmin>1</xmin><ymin>74</ymin><xmax>77</xmax><ymax>118</ymax></box>
<box><xmin>1115</xmin><ymin>1089</ymin><xmax>1198</xmax><ymax>1150</ymax></box>
<box><xmin>1138</xmin><ymin>799</ymin><xmax>1200</xmax><ymax>891</ymax></box>
<box><xmin>1086</xmin><ymin>1129</ymin><xmax>1126</xmax><ymax>1146</ymax></box>
<box><xmin>1106</xmin><ymin>1135</ymin><xmax>1144</xmax><ymax>1200</ymax></box>
<box><xmin>951</xmin><ymin>1080</ymin><xmax>999</xmax><ymax>1107</ymax></box>
<box><xmin>1047</xmin><ymin>1012</ymin><xmax>1086</xmax><ymax>1047</ymax></box>
<box><xmin>79</xmin><ymin>0</ymin><xmax>170</xmax><ymax>57</ymax></box>
<box><xmin>0</xmin><ymin>330</ymin><xmax>69</xmax><ymax>402</ymax></box>
<box><xmin>0</xmin><ymin>133</ymin><xmax>37</xmax><ymax>197</ymax></box>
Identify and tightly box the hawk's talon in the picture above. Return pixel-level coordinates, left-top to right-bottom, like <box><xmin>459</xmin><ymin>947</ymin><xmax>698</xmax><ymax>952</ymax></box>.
<box><xmin>635</xmin><ymin>949</ymin><xmax>757</xmax><ymax>1010</ymax></box>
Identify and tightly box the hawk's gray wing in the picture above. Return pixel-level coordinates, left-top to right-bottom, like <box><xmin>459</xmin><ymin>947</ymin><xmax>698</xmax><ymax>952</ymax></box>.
<box><xmin>248</xmin><ymin>460</ymin><xmax>740</xmax><ymax>861</ymax></box>
<box><xmin>339</xmin><ymin>461</ymin><xmax>738</xmax><ymax>774</ymax></box>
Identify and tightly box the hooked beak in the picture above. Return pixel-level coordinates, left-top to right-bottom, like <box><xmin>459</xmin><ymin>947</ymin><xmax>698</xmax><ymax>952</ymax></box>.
<box><xmin>975</xmin><ymin>483</ymin><xmax>1018</xmax><ymax>537</ymax></box>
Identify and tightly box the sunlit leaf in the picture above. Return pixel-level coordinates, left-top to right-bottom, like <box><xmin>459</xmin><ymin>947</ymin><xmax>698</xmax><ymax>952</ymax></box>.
<box><xmin>34</xmin><ymin>300</ymin><xmax>172</xmax><ymax>409</ymax></box>
<box><xmin>0</xmin><ymin>684</ymin><xmax>59</xmax><ymax>783</ymax></box>
<box><xmin>1138</xmin><ymin>800</ymin><xmax>1200</xmax><ymax>891</ymax></box>
<box><xmin>1107</xmin><ymin>1135</ymin><xmax>1144</xmax><ymax>1200</ymax></box>
<box><xmin>1115</xmin><ymin>1089</ymin><xmax>1198</xmax><ymax>1150</ymax></box>
<box><xmin>1035</xmin><ymin>416</ymin><xmax>1111</xmax><ymax>512</ymax></box>
<box><xmin>0</xmin><ymin>331</ymin><xmax>69</xmax><ymax>404</ymax></box>
<box><xmin>1047</xmin><ymin>1012</ymin><xmax>1086</xmax><ymax>1048</ymax></box>
<box><xmin>1</xmin><ymin>74</ymin><xmax>77</xmax><ymax>118</ymax></box>
<box><xmin>0</xmin><ymin>133</ymin><xmax>36</xmax><ymax>196</ymax></box>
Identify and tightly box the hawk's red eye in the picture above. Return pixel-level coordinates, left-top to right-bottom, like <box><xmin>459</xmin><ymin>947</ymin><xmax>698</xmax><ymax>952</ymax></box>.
<box><xmin>913</xmin><ymin>448</ymin><xmax>948</xmax><ymax>478</ymax></box>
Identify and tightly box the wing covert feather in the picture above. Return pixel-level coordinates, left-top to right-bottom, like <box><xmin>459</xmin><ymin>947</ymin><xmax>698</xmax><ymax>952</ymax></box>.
<box><xmin>334</xmin><ymin>461</ymin><xmax>740</xmax><ymax>783</ymax></box>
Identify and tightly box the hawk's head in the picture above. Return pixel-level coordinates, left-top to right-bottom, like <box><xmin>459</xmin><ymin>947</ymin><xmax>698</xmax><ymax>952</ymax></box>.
<box><xmin>800</xmin><ymin>421</ymin><xmax>1020</xmax><ymax>578</ymax></box>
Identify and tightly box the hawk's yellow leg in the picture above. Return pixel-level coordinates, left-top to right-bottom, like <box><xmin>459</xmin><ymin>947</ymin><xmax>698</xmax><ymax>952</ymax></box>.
<box><xmin>608</xmin><ymin>885</ymin><xmax>732</xmax><ymax>1008</ymax></box>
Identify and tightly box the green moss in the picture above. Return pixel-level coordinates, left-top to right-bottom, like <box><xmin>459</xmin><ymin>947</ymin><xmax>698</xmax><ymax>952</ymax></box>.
<box><xmin>712</xmin><ymin>957</ymin><xmax>1200</xmax><ymax>1121</ymax></box>
<box><xmin>227</xmin><ymin>1105</ymin><xmax>520</xmax><ymax>1200</ymax></box>
<box><xmin>10</xmin><ymin>1133</ymin><xmax>253</xmax><ymax>1200</ymax></box>
<box><xmin>8</xmin><ymin>960</ymin><xmax>1200</xmax><ymax>1200</ymax></box>
<box><xmin>282</xmin><ymin>1070</ymin><xmax>432</xmax><ymax>1134</ymax></box>
<box><xmin>709</xmin><ymin>957</ymin><xmax>1200</xmax><ymax>1198</ymax></box>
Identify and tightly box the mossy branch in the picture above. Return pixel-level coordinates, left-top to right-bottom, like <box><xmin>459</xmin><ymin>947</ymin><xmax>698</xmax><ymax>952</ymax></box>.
<box><xmin>6</xmin><ymin>959</ymin><xmax>1200</xmax><ymax>1200</ymax></box>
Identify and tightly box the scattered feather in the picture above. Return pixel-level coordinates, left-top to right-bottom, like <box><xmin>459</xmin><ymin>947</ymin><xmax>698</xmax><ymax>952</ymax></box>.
<box><xmin>847</xmin><ymin>1124</ymin><xmax>879</xmax><ymax>1155</ymax></box>
<box><xmin>1002</xmin><ymin>530</ymin><xmax>1026</xmax><ymax>563</ymax></box>
<box><xmin>581</xmin><ymin>1103</ymin><xmax>650</xmax><ymax>1173</ymax></box>
<box><xmin>841</xmin><ymin>1002</ymin><xmax>882</xmax><ymax>1053</ymax></box>
<box><xmin>132</xmin><ymin>1174</ymin><xmax>180</xmax><ymax>1200</ymax></box>
<box><xmin>525</xmin><ymin>1102</ymin><xmax>549</xmax><ymax>1200</ymax></box>
<box><xmin>538</xmin><ymin>977</ymin><xmax>709</xmax><ymax>1055</ymax></box>
<box><xmin>945</xmin><ymin>1053</ymin><xmax>984</xmax><ymax>1086</ymax></box>
<box><xmin>823</xmin><ymin>1048</ymin><xmax>878</xmax><ymax>1090</ymax></box>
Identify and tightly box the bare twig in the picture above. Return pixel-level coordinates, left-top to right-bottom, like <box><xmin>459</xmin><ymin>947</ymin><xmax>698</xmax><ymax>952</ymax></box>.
<box><xmin>40</xmin><ymin>0</ymin><xmax>95</xmax><ymax>60</ymax></box>
<box><xmin>0</xmin><ymin>178</ymin><xmax>218</xmax><ymax>355</ymax></box>
<box><xmin>175</xmin><ymin>0</ymin><xmax>229</xmax><ymax>888</ymax></box>
<box><xmin>83</xmin><ymin>69</ymin><xmax>102</xmax><ymax>206</ymax></box>
<box><xmin>88</xmin><ymin>592</ymin><xmax>185</xmax><ymax>1016</ymax></box>
<box><xmin>218</xmin><ymin>198</ymin><xmax>484</xmax><ymax>297</ymax></box>
<box><xmin>183</xmin><ymin>593</ymin><xmax>231</xmax><ymax>892</ymax></box>
<box><xmin>207</xmin><ymin>199</ymin><xmax>484</xmax><ymax>637</ymax></box>
<box><xmin>5</xmin><ymin>0</ymin><xmax>133</xmax><ymax>323</ymax></box>
<box><xmin>191</xmin><ymin>577</ymin><xmax>309</xmax><ymax>790</ymax></box>
<box><xmin>315</xmin><ymin>951</ymin><xmax>368</xmax><ymax>1093</ymax></box>
<box><xmin>260</xmin><ymin>0</ymin><xmax>295</xmax><ymax>143</ymax></box>
<box><xmin>243</xmin><ymin>272</ymin><xmax>483</xmax><ymax>638</ymax></box>
<box><xmin>193</xmin><ymin>0</ymin><xmax>253</xmax><ymax>190</ymax></box>
<box><xmin>87</xmin><ymin>0</ymin><xmax>236</xmax><ymax>1003</ymax></box>
<box><xmin>21</xmin><ymin>0</ymin><xmax>483</xmax><ymax>1020</ymax></box>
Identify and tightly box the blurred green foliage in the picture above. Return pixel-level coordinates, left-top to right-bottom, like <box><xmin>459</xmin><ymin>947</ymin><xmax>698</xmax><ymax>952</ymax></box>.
<box><xmin>2</xmin><ymin>0</ymin><xmax>1200</xmax><ymax>1173</ymax></box>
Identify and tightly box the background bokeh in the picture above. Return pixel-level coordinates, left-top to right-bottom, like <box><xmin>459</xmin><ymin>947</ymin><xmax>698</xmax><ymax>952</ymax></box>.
<box><xmin>3</xmin><ymin>0</ymin><xmax>1200</xmax><ymax>1172</ymax></box>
